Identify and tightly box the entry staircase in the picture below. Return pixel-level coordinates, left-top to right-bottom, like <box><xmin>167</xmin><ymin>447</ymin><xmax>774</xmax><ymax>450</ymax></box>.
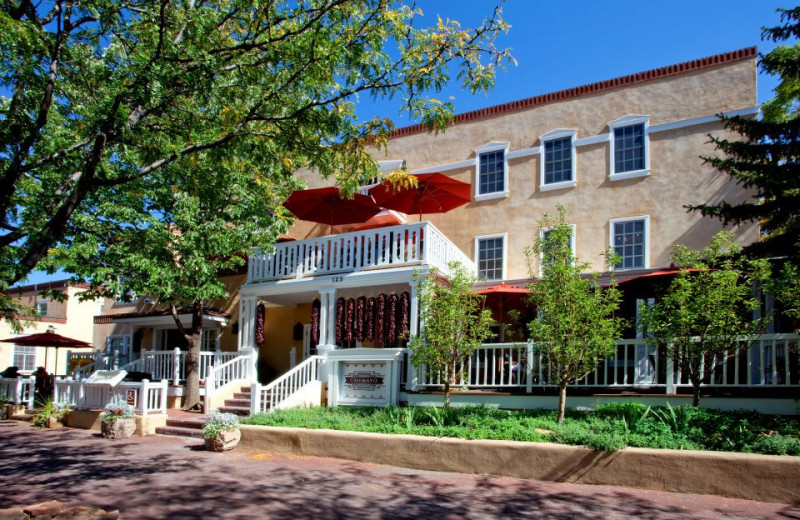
<box><xmin>156</xmin><ymin>355</ymin><xmax>322</xmax><ymax>439</ymax></box>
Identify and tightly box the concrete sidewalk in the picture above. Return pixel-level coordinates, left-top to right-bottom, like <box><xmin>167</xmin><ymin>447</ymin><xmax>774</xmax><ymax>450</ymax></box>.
<box><xmin>0</xmin><ymin>421</ymin><xmax>797</xmax><ymax>519</ymax></box>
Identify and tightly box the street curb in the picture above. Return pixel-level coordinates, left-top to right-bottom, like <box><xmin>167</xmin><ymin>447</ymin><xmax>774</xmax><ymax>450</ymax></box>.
<box><xmin>240</xmin><ymin>425</ymin><xmax>800</xmax><ymax>504</ymax></box>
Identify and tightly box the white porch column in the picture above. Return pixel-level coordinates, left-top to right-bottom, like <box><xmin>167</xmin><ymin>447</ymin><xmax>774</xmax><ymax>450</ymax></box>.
<box><xmin>319</xmin><ymin>287</ymin><xmax>337</xmax><ymax>350</ymax></box>
<box><xmin>407</xmin><ymin>282</ymin><xmax>421</xmax><ymax>391</ymax></box>
<box><xmin>238</xmin><ymin>296</ymin><xmax>258</xmax><ymax>350</ymax></box>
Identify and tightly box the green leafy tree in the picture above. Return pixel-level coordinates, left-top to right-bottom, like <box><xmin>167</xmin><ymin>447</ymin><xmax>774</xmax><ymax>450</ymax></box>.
<box><xmin>525</xmin><ymin>206</ymin><xmax>623</xmax><ymax>424</ymax></box>
<box><xmin>0</xmin><ymin>0</ymin><xmax>512</xmax><ymax>324</ymax></box>
<box><xmin>409</xmin><ymin>262</ymin><xmax>494</xmax><ymax>413</ymax></box>
<box><xmin>641</xmin><ymin>232</ymin><xmax>770</xmax><ymax>407</ymax></box>
<box><xmin>688</xmin><ymin>8</ymin><xmax>800</xmax><ymax>286</ymax></box>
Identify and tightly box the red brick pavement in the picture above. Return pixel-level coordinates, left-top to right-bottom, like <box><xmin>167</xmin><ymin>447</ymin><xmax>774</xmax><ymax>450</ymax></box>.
<box><xmin>1</xmin><ymin>421</ymin><xmax>798</xmax><ymax>519</ymax></box>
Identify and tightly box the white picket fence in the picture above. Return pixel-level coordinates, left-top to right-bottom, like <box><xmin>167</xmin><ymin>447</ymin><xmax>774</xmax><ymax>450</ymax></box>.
<box><xmin>251</xmin><ymin>356</ymin><xmax>321</xmax><ymax>414</ymax></box>
<box><xmin>415</xmin><ymin>334</ymin><xmax>800</xmax><ymax>392</ymax></box>
<box><xmin>53</xmin><ymin>378</ymin><xmax>168</xmax><ymax>415</ymax></box>
<box><xmin>0</xmin><ymin>377</ymin><xmax>35</xmax><ymax>409</ymax></box>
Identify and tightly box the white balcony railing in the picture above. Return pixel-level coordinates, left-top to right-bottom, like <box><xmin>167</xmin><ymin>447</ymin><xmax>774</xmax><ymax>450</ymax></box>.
<box><xmin>248</xmin><ymin>222</ymin><xmax>474</xmax><ymax>283</ymax></box>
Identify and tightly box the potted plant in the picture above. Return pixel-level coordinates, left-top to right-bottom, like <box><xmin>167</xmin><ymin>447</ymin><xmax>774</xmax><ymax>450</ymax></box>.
<box><xmin>100</xmin><ymin>399</ymin><xmax>136</xmax><ymax>439</ymax></box>
<box><xmin>0</xmin><ymin>396</ymin><xmax>10</xmax><ymax>420</ymax></box>
<box><xmin>203</xmin><ymin>410</ymin><xmax>241</xmax><ymax>451</ymax></box>
<box><xmin>32</xmin><ymin>400</ymin><xmax>71</xmax><ymax>428</ymax></box>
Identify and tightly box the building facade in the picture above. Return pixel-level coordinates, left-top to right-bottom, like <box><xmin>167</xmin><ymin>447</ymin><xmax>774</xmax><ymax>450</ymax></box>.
<box><xmin>243</xmin><ymin>47</ymin><xmax>761</xmax><ymax>378</ymax></box>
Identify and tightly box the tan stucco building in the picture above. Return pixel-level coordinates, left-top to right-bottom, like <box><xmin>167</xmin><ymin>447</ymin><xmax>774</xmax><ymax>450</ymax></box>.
<box><xmin>0</xmin><ymin>281</ymin><xmax>99</xmax><ymax>375</ymax></box>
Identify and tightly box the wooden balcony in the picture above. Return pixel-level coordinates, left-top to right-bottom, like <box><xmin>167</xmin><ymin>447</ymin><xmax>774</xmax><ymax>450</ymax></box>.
<box><xmin>248</xmin><ymin>222</ymin><xmax>473</xmax><ymax>283</ymax></box>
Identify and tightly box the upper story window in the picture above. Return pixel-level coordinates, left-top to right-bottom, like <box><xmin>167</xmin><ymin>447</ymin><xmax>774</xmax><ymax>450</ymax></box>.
<box><xmin>474</xmin><ymin>143</ymin><xmax>509</xmax><ymax>201</ymax></box>
<box><xmin>475</xmin><ymin>234</ymin><xmax>506</xmax><ymax>281</ymax></box>
<box><xmin>609</xmin><ymin>116</ymin><xmax>650</xmax><ymax>180</ymax></box>
<box><xmin>540</xmin><ymin>130</ymin><xmax>577</xmax><ymax>191</ymax></box>
<box><xmin>202</xmin><ymin>328</ymin><xmax>219</xmax><ymax>351</ymax></box>
<box><xmin>35</xmin><ymin>300</ymin><xmax>48</xmax><ymax>316</ymax></box>
<box><xmin>610</xmin><ymin>216</ymin><xmax>650</xmax><ymax>270</ymax></box>
<box><xmin>13</xmin><ymin>345</ymin><xmax>36</xmax><ymax>372</ymax></box>
<box><xmin>539</xmin><ymin>225</ymin><xmax>576</xmax><ymax>277</ymax></box>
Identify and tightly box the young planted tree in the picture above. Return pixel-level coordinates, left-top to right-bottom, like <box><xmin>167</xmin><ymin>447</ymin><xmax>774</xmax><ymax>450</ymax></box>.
<box><xmin>525</xmin><ymin>206</ymin><xmax>623</xmax><ymax>423</ymax></box>
<box><xmin>0</xmin><ymin>0</ymin><xmax>512</xmax><ymax>324</ymax></box>
<box><xmin>409</xmin><ymin>262</ymin><xmax>494</xmax><ymax>412</ymax></box>
<box><xmin>640</xmin><ymin>232</ymin><xmax>770</xmax><ymax>406</ymax></box>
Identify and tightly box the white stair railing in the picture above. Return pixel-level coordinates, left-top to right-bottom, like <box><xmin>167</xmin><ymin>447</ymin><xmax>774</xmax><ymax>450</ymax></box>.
<box><xmin>251</xmin><ymin>356</ymin><xmax>320</xmax><ymax>414</ymax></box>
<box><xmin>204</xmin><ymin>348</ymin><xmax>257</xmax><ymax>406</ymax></box>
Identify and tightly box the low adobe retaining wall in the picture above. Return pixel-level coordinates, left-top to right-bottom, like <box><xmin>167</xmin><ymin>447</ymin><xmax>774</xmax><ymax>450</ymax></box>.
<box><xmin>240</xmin><ymin>426</ymin><xmax>800</xmax><ymax>504</ymax></box>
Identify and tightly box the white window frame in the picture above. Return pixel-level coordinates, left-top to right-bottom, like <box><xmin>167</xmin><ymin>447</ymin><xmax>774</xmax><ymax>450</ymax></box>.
<box><xmin>609</xmin><ymin>115</ymin><xmax>650</xmax><ymax>181</ymax></box>
<box><xmin>474</xmin><ymin>233</ymin><xmax>507</xmax><ymax>281</ymax></box>
<box><xmin>13</xmin><ymin>344</ymin><xmax>37</xmax><ymax>372</ymax></box>
<box><xmin>540</xmin><ymin>129</ymin><xmax>577</xmax><ymax>191</ymax></box>
<box><xmin>474</xmin><ymin>142</ymin><xmax>509</xmax><ymax>202</ymax></box>
<box><xmin>201</xmin><ymin>328</ymin><xmax>221</xmax><ymax>352</ymax></box>
<box><xmin>35</xmin><ymin>300</ymin><xmax>48</xmax><ymax>316</ymax></box>
<box><xmin>538</xmin><ymin>224</ymin><xmax>577</xmax><ymax>277</ymax></box>
<box><xmin>609</xmin><ymin>215</ymin><xmax>650</xmax><ymax>271</ymax></box>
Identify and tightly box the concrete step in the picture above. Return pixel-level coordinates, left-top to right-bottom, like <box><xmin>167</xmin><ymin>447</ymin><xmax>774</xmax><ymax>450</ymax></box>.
<box><xmin>165</xmin><ymin>418</ymin><xmax>204</xmax><ymax>430</ymax></box>
<box><xmin>224</xmin><ymin>399</ymin><xmax>251</xmax><ymax>408</ymax></box>
<box><xmin>232</xmin><ymin>392</ymin><xmax>251</xmax><ymax>400</ymax></box>
<box><xmin>155</xmin><ymin>425</ymin><xmax>204</xmax><ymax>439</ymax></box>
<box><xmin>218</xmin><ymin>406</ymin><xmax>250</xmax><ymax>417</ymax></box>
<box><xmin>9</xmin><ymin>414</ymin><xmax>34</xmax><ymax>422</ymax></box>
<box><xmin>239</xmin><ymin>386</ymin><xmax>252</xmax><ymax>394</ymax></box>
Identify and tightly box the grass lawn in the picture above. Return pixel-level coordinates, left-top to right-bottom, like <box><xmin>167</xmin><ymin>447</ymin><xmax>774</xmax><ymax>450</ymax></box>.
<box><xmin>241</xmin><ymin>403</ymin><xmax>800</xmax><ymax>455</ymax></box>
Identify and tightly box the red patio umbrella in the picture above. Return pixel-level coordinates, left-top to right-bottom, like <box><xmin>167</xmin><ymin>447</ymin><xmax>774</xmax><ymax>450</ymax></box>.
<box><xmin>283</xmin><ymin>187</ymin><xmax>382</xmax><ymax>234</ymax></box>
<box><xmin>474</xmin><ymin>283</ymin><xmax>530</xmax><ymax>342</ymax></box>
<box><xmin>0</xmin><ymin>329</ymin><xmax>92</xmax><ymax>376</ymax></box>
<box><xmin>370</xmin><ymin>172</ymin><xmax>471</xmax><ymax>221</ymax></box>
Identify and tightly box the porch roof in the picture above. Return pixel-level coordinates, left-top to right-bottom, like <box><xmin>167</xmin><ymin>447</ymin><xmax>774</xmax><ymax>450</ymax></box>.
<box><xmin>94</xmin><ymin>307</ymin><xmax>230</xmax><ymax>326</ymax></box>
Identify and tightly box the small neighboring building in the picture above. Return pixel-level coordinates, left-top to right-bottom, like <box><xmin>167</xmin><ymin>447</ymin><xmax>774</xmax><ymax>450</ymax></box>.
<box><xmin>0</xmin><ymin>281</ymin><xmax>99</xmax><ymax>375</ymax></box>
<box><xmin>92</xmin><ymin>271</ymin><xmax>245</xmax><ymax>367</ymax></box>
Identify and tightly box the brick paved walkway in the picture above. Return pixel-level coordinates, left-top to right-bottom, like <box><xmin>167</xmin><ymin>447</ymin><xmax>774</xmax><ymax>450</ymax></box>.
<box><xmin>1</xmin><ymin>421</ymin><xmax>798</xmax><ymax>519</ymax></box>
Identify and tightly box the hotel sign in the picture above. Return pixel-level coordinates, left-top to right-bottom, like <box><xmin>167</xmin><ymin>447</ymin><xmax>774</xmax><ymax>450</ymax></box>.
<box><xmin>338</xmin><ymin>361</ymin><xmax>390</xmax><ymax>406</ymax></box>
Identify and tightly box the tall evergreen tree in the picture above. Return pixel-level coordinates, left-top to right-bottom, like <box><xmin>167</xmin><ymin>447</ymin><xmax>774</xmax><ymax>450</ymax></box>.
<box><xmin>689</xmin><ymin>8</ymin><xmax>800</xmax><ymax>263</ymax></box>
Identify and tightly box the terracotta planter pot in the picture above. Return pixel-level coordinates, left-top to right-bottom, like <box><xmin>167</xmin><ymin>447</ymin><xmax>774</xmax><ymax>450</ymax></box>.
<box><xmin>45</xmin><ymin>417</ymin><xmax>64</xmax><ymax>429</ymax></box>
<box><xmin>205</xmin><ymin>428</ymin><xmax>241</xmax><ymax>452</ymax></box>
<box><xmin>101</xmin><ymin>418</ymin><xmax>136</xmax><ymax>439</ymax></box>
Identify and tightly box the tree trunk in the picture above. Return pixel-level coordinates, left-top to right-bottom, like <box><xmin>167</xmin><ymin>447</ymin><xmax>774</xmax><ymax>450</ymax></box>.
<box><xmin>557</xmin><ymin>382</ymin><xmax>568</xmax><ymax>423</ymax></box>
<box><xmin>183</xmin><ymin>302</ymin><xmax>204</xmax><ymax>410</ymax></box>
<box><xmin>171</xmin><ymin>301</ymin><xmax>204</xmax><ymax>411</ymax></box>
<box><xmin>692</xmin><ymin>380</ymin><xmax>701</xmax><ymax>407</ymax></box>
<box><xmin>443</xmin><ymin>378</ymin><xmax>451</xmax><ymax>414</ymax></box>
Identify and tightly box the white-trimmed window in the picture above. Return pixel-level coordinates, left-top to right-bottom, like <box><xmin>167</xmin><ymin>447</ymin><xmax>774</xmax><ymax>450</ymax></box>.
<box><xmin>609</xmin><ymin>115</ymin><xmax>650</xmax><ymax>180</ymax></box>
<box><xmin>475</xmin><ymin>234</ymin><xmax>507</xmax><ymax>281</ymax></box>
<box><xmin>35</xmin><ymin>300</ymin><xmax>48</xmax><ymax>316</ymax></box>
<box><xmin>13</xmin><ymin>345</ymin><xmax>36</xmax><ymax>372</ymax></box>
<box><xmin>474</xmin><ymin>143</ymin><xmax>509</xmax><ymax>201</ymax></box>
<box><xmin>539</xmin><ymin>224</ymin><xmax>576</xmax><ymax>277</ymax></box>
<box><xmin>610</xmin><ymin>216</ymin><xmax>650</xmax><ymax>270</ymax></box>
<box><xmin>540</xmin><ymin>130</ymin><xmax>577</xmax><ymax>191</ymax></box>
<box><xmin>202</xmin><ymin>328</ymin><xmax>220</xmax><ymax>351</ymax></box>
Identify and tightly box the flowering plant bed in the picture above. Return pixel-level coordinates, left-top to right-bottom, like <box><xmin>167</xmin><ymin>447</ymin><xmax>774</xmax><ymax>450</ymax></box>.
<box><xmin>242</xmin><ymin>403</ymin><xmax>800</xmax><ymax>456</ymax></box>
<box><xmin>203</xmin><ymin>410</ymin><xmax>241</xmax><ymax>451</ymax></box>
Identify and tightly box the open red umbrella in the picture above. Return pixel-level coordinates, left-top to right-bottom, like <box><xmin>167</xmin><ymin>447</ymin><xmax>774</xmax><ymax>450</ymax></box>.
<box><xmin>475</xmin><ymin>283</ymin><xmax>530</xmax><ymax>342</ymax></box>
<box><xmin>283</xmin><ymin>187</ymin><xmax>382</xmax><ymax>234</ymax></box>
<box><xmin>0</xmin><ymin>329</ymin><xmax>92</xmax><ymax>376</ymax></box>
<box><xmin>370</xmin><ymin>172</ymin><xmax>471</xmax><ymax>221</ymax></box>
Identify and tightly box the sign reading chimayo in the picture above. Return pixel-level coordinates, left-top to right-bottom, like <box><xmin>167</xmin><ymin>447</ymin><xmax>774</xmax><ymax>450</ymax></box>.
<box><xmin>326</xmin><ymin>348</ymin><xmax>403</xmax><ymax>407</ymax></box>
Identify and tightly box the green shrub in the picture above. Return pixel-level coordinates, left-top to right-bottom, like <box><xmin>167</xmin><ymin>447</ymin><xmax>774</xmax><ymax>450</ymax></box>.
<box><xmin>748</xmin><ymin>434</ymin><xmax>800</xmax><ymax>456</ymax></box>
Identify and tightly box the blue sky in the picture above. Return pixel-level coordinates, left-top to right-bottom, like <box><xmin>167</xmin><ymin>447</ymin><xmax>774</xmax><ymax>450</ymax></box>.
<box><xmin>18</xmin><ymin>0</ymin><xmax>790</xmax><ymax>286</ymax></box>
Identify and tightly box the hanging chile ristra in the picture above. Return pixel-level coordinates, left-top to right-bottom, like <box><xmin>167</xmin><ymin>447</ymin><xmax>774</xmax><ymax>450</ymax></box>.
<box><xmin>346</xmin><ymin>298</ymin><xmax>355</xmax><ymax>344</ymax></box>
<box><xmin>366</xmin><ymin>297</ymin><xmax>376</xmax><ymax>342</ymax></box>
<box><xmin>400</xmin><ymin>292</ymin><xmax>410</xmax><ymax>344</ymax></box>
<box><xmin>376</xmin><ymin>294</ymin><xmax>386</xmax><ymax>345</ymax></box>
<box><xmin>356</xmin><ymin>297</ymin><xmax>366</xmax><ymax>342</ymax></box>
<box><xmin>336</xmin><ymin>298</ymin><xmax>345</xmax><ymax>345</ymax></box>
<box><xmin>311</xmin><ymin>299</ymin><xmax>321</xmax><ymax>344</ymax></box>
<box><xmin>388</xmin><ymin>293</ymin><xmax>398</xmax><ymax>346</ymax></box>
